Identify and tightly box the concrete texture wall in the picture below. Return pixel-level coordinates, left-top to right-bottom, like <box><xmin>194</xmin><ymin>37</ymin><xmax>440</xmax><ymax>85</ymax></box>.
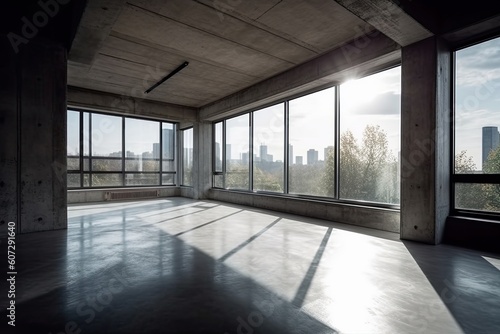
<box><xmin>210</xmin><ymin>190</ymin><xmax>400</xmax><ymax>233</ymax></box>
<box><xmin>401</xmin><ymin>36</ymin><xmax>451</xmax><ymax>244</ymax></box>
<box><xmin>68</xmin><ymin>87</ymin><xmax>198</xmax><ymax>123</ymax></box>
<box><xmin>200</xmin><ymin>33</ymin><xmax>401</xmax><ymax>122</ymax></box>
<box><xmin>0</xmin><ymin>38</ymin><xmax>67</xmax><ymax>233</ymax></box>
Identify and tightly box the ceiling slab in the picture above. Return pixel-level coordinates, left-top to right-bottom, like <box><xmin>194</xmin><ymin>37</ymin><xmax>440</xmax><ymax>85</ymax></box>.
<box><xmin>335</xmin><ymin>0</ymin><xmax>432</xmax><ymax>47</ymax></box>
<box><xmin>256</xmin><ymin>0</ymin><xmax>369</xmax><ymax>51</ymax></box>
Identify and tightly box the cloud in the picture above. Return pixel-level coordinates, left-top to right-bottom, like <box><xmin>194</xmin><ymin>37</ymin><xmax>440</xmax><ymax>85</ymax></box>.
<box><xmin>349</xmin><ymin>92</ymin><xmax>400</xmax><ymax>115</ymax></box>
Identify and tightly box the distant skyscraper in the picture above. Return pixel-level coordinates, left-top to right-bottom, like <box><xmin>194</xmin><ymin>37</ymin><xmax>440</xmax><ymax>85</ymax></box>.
<box><xmin>482</xmin><ymin>126</ymin><xmax>500</xmax><ymax>168</ymax></box>
<box><xmin>162</xmin><ymin>128</ymin><xmax>174</xmax><ymax>160</ymax></box>
<box><xmin>296</xmin><ymin>156</ymin><xmax>303</xmax><ymax>165</ymax></box>
<box><xmin>289</xmin><ymin>144</ymin><xmax>294</xmax><ymax>164</ymax></box>
<box><xmin>260</xmin><ymin>144</ymin><xmax>268</xmax><ymax>162</ymax></box>
<box><xmin>307</xmin><ymin>149</ymin><xmax>318</xmax><ymax>165</ymax></box>
<box><xmin>226</xmin><ymin>144</ymin><xmax>232</xmax><ymax>162</ymax></box>
<box><xmin>153</xmin><ymin>143</ymin><xmax>160</xmax><ymax>159</ymax></box>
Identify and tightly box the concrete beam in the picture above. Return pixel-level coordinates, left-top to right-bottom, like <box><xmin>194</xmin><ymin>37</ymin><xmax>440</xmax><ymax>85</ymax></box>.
<box><xmin>200</xmin><ymin>32</ymin><xmax>400</xmax><ymax>121</ymax></box>
<box><xmin>334</xmin><ymin>0</ymin><xmax>432</xmax><ymax>46</ymax></box>
<box><xmin>67</xmin><ymin>87</ymin><xmax>197</xmax><ymax>122</ymax></box>
<box><xmin>400</xmin><ymin>36</ymin><xmax>451</xmax><ymax>245</ymax></box>
<box><xmin>69</xmin><ymin>0</ymin><xmax>127</xmax><ymax>66</ymax></box>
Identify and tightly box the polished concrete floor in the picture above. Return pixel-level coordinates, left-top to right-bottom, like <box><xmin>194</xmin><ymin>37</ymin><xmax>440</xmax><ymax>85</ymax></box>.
<box><xmin>1</xmin><ymin>197</ymin><xmax>500</xmax><ymax>333</ymax></box>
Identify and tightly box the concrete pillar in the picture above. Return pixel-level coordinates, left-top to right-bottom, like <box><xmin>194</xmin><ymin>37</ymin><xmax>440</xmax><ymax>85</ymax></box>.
<box><xmin>192</xmin><ymin>121</ymin><xmax>212</xmax><ymax>200</ymax></box>
<box><xmin>401</xmin><ymin>36</ymin><xmax>451</xmax><ymax>244</ymax></box>
<box><xmin>0</xmin><ymin>38</ymin><xmax>67</xmax><ymax>233</ymax></box>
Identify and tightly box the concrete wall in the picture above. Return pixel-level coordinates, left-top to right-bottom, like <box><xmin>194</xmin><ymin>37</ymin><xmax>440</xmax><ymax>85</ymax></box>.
<box><xmin>68</xmin><ymin>86</ymin><xmax>198</xmax><ymax>122</ymax></box>
<box><xmin>0</xmin><ymin>38</ymin><xmax>68</xmax><ymax>234</ymax></box>
<box><xmin>210</xmin><ymin>190</ymin><xmax>400</xmax><ymax>233</ymax></box>
<box><xmin>200</xmin><ymin>33</ymin><xmax>401</xmax><ymax>122</ymax></box>
<box><xmin>400</xmin><ymin>36</ymin><xmax>451</xmax><ymax>244</ymax></box>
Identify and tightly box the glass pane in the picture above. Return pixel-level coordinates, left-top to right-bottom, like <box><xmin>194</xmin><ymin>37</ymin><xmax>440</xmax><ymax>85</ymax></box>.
<box><xmin>455</xmin><ymin>183</ymin><xmax>500</xmax><ymax>213</ymax></box>
<box><xmin>163</xmin><ymin>160</ymin><xmax>176</xmax><ymax>172</ymax></box>
<box><xmin>67</xmin><ymin>110</ymin><xmax>80</xmax><ymax>157</ymax></box>
<box><xmin>91</xmin><ymin>173</ymin><xmax>123</xmax><ymax>187</ymax></box>
<box><xmin>213</xmin><ymin>174</ymin><xmax>224</xmax><ymax>188</ymax></box>
<box><xmin>182</xmin><ymin>128</ymin><xmax>194</xmax><ymax>186</ymax></box>
<box><xmin>92</xmin><ymin>158</ymin><xmax>122</xmax><ymax>172</ymax></box>
<box><xmin>91</xmin><ymin>114</ymin><xmax>122</xmax><ymax>157</ymax></box>
<box><xmin>83</xmin><ymin>112</ymin><xmax>90</xmax><ymax>156</ymax></box>
<box><xmin>67</xmin><ymin>157</ymin><xmax>80</xmax><ymax>171</ymax></box>
<box><xmin>214</xmin><ymin>122</ymin><xmax>223</xmax><ymax>172</ymax></box>
<box><xmin>83</xmin><ymin>174</ymin><xmax>90</xmax><ymax>187</ymax></box>
<box><xmin>162</xmin><ymin>173</ymin><xmax>175</xmax><ymax>185</ymax></box>
<box><xmin>125</xmin><ymin>173</ymin><xmax>160</xmax><ymax>186</ymax></box>
<box><xmin>226</xmin><ymin>114</ymin><xmax>250</xmax><ymax>190</ymax></box>
<box><xmin>162</xmin><ymin>123</ymin><xmax>175</xmax><ymax>160</ymax></box>
<box><xmin>253</xmin><ymin>104</ymin><xmax>284</xmax><ymax>192</ymax></box>
<box><xmin>67</xmin><ymin>174</ymin><xmax>80</xmax><ymax>188</ymax></box>
<box><xmin>339</xmin><ymin>67</ymin><xmax>401</xmax><ymax>204</ymax></box>
<box><xmin>456</xmin><ymin>38</ymin><xmax>500</xmax><ymax>174</ymax></box>
<box><xmin>289</xmin><ymin>87</ymin><xmax>335</xmax><ymax>197</ymax></box>
<box><xmin>83</xmin><ymin>158</ymin><xmax>90</xmax><ymax>172</ymax></box>
<box><xmin>125</xmin><ymin>118</ymin><xmax>160</xmax><ymax>172</ymax></box>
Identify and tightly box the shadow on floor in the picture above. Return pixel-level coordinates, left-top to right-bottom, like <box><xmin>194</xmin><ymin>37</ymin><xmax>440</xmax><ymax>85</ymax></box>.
<box><xmin>404</xmin><ymin>240</ymin><xmax>500</xmax><ymax>334</ymax></box>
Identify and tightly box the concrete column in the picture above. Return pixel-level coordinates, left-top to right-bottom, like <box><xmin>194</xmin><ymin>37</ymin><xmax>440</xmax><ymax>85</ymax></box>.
<box><xmin>0</xmin><ymin>38</ymin><xmax>67</xmax><ymax>234</ymax></box>
<box><xmin>401</xmin><ymin>36</ymin><xmax>451</xmax><ymax>244</ymax></box>
<box><xmin>192</xmin><ymin>121</ymin><xmax>212</xmax><ymax>200</ymax></box>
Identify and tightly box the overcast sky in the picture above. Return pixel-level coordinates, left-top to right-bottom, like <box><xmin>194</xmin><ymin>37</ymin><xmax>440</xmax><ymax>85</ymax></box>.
<box><xmin>456</xmin><ymin>37</ymin><xmax>500</xmax><ymax>169</ymax></box>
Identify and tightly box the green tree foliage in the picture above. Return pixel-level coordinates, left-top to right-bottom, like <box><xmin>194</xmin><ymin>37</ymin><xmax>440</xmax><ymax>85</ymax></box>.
<box><xmin>483</xmin><ymin>147</ymin><xmax>500</xmax><ymax>211</ymax></box>
<box><xmin>454</xmin><ymin>150</ymin><xmax>485</xmax><ymax>210</ymax></box>
<box><xmin>337</xmin><ymin>125</ymin><xmax>397</xmax><ymax>204</ymax></box>
<box><xmin>454</xmin><ymin>148</ymin><xmax>500</xmax><ymax>212</ymax></box>
<box><xmin>322</xmin><ymin>146</ymin><xmax>336</xmax><ymax>197</ymax></box>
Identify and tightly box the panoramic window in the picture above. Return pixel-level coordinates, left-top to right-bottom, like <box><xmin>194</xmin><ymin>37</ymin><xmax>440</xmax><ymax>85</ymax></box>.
<box><xmin>253</xmin><ymin>104</ymin><xmax>285</xmax><ymax>193</ymax></box>
<box><xmin>212</xmin><ymin>67</ymin><xmax>401</xmax><ymax>207</ymax></box>
<box><xmin>339</xmin><ymin>67</ymin><xmax>401</xmax><ymax>204</ymax></box>
<box><xmin>181</xmin><ymin>128</ymin><xmax>193</xmax><ymax>187</ymax></box>
<box><xmin>289</xmin><ymin>87</ymin><xmax>335</xmax><ymax>197</ymax></box>
<box><xmin>225</xmin><ymin>114</ymin><xmax>250</xmax><ymax>190</ymax></box>
<box><xmin>213</xmin><ymin>122</ymin><xmax>224</xmax><ymax>188</ymax></box>
<box><xmin>454</xmin><ymin>37</ymin><xmax>500</xmax><ymax>214</ymax></box>
<box><xmin>67</xmin><ymin>109</ymin><xmax>177</xmax><ymax>188</ymax></box>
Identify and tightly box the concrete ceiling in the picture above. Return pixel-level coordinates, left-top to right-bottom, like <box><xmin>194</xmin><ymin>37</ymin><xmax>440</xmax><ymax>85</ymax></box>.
<box><xmin>68</xmin><ymin>0</ymin><xmax>434</xmax><ymax>108</ymax></box>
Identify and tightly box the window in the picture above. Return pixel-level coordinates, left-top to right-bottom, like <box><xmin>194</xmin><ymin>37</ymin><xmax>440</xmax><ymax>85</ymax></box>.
<box><xmin>253</xmin><ymin>104</ymin><xmax>285</xmax><ymax>192</ymax></box>
<box><xmin>454</xmin><ymin>37</ymin><xmax>500</xmax><ymax>215</ymax></box>
<box><xmin>181</xmin><ymin>128</ymin><xmax>193</xmax><ymax>186</ymax></box>
<box><xmin>67</xmin><ymin>109</ymin><xmax>177</xmax><ymax>188</ymax></box>
<box><xmin>213</xmin><ymin>122</ymin><xmax>224</xmax><ymax>188</ymax></box>
<box><xmin>67</xmin><ymin>110</ymin><xmax>80</xmax><ymax>187</ymax></box>
<box><xmin>212</xmin><ymin>66</ymin><xmax>401</xmax><ymax>207</ymax></box>
<box><xmin>339</xmin><ymin>67</ymin><xmax>401</xmax><ymax>204</ymax></box>
<box><xmin>289</xmin><ymin>87</ymin><xmax>335</xmax><ymax>197</ymax></box>
<box><xmin>226</xmin><ymin>114</ymin><xmax>250</xmax><ymax>190</ymax></box>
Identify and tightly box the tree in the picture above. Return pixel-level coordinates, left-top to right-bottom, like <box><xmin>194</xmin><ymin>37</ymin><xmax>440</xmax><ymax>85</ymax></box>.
<box><xmin>359</xmin><ymin>125</ymin><xmax>389</xmax><ymax>202</ymax></box>
<box><xmin>322</xmin><ymin>146</ymin><xmax>336</xmax><ymax>197</ymax></box>
<box><xmin>338</xmin><ymin>125</ymin><xmax>392</xmax><ymax>203</ymax></box>
<box><xmin>339</xmin><ymin>130</ymin><xmax>362</xmax><ymax>199</ymax></box>
<box><xmin>454</xmin><ymin>150</ymin><xmax>485</xmax><ymax>210</ymax></box>
<box><xmin>482</xmin><ymin>146</ymin><xmax>500</xmax><ymax>211</ymax></box>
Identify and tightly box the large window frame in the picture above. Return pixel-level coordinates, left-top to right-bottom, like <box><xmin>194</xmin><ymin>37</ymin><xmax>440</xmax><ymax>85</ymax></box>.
<box><xmin>452</xmin><ymin>37</ymin><xmax>500</xmax><ymax>220</ymax></box>
<box><xmin>67</xmin><ymin>109</ymin><xmax>177</xmax><ymax>189</ymax></box>
<box><xmin>211</xmin><ymin>65</ymin><xmax>401</xmax><ymax>209</ymax></box>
